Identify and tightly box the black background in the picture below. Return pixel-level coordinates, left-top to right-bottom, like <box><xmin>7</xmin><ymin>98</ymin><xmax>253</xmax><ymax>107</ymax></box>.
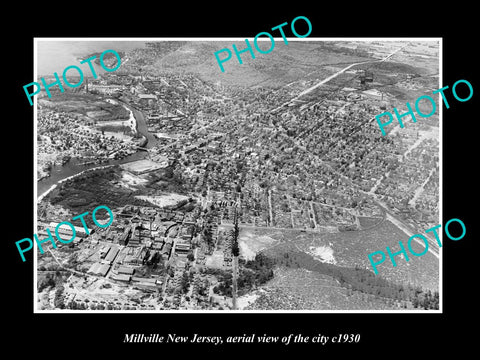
<box><xmin>5</xmin><ymin>5</ymin><xmax>477</xmax><ymax>355</ymax></box>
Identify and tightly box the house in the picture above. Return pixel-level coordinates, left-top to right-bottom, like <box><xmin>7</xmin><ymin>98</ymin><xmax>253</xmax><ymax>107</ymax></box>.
<box><xmin>117</xmin><ymin>265</ymin><xmax>135</xmax><ymax>275</ymax></box>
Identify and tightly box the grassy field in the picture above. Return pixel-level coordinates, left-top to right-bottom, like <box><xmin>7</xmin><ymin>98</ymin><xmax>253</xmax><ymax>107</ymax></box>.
<box><xmin>297</xmin><ymin>220</ymin><xmax>438</xmax><ymax>290</ymax></box>
<box><xmin>139</xmin><ymin>41</ymin><xmax>439</xmax><ymax>94</ymax></box>
<box><xmin>45</xmin><ymin>167</ymin><xmax>155</xmax><ymax>226</ymax></box>
<box><xmin>39</xmin><ymin>92</ymin><xmax>129</xmax><ymax>120</ymax></box>
<box><xmin>234</xmin><ymin>215</ymin><xmax>439</xmax><ymax>310</ymax></box>
<box><xmin>143</xmin><ymin>41</ymin><xmax>374</xmax><ymax>88</ymax></box>
<box><xmin>358</xmin><ymin>216</ymin><xmax>383</xmax><ymax>229</ymax></box>
<box><xmin>43</xmin><ymin>164</ymin><xmax>191</xmax><ymax>228</ymax></box>
<box><xmin>237</xmin><ymin>218</ymin><xmax>438</xmax><ymax>291</ymax></box>
<box><xmin>256</xmin><ymin>240</ymin><xmax>437</xmax><ymax>309</ymax></box>
<box><xmin>245</xmin><ymin>267</ymin><xmax>403</xmax><ymax>310</ymax></box>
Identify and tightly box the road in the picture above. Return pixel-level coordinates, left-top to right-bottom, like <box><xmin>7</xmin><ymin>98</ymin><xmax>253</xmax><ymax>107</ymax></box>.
<box><xmin>231</xmin><ymin>130</ymin><xmax>439</xmax><ymax>261</ymax></box>
<box><xmin>408</xmin><ymin>165</ymin><xmax>436</xmax><ymax>207</ymax></box>
<box><xmin>47</xmin><ymin>248</ymin><xmax>86</xmax><ymax>277</ymax></box>
<box><xmin>310</xmin><ymin>202</ymin><xmax>318</xmax><ymax>230</ymax></box>
<box><xmin>232</xmin><ymin>256</ymin><xmax>238</xmax><ymax>309</ymax></box>
<box><xmin>267</xmin><ymin>189</ymin><xmax>273</xmax><ymax>226</ymax></box>
<box><xmin>271</xmin><ymin>45</ymin><xmax>408</xmax><ymax>113</ymax></box>
<box><xmin>374</xmin><ymin>201</ymin><xmax>439</xmax><ymax>259</ymax></box>
<box><xmin>220</xmin><ymin>222</ymin><xmax>335</xmax><ymax>234</ymax></box>
<box><xmin>272</xmin><ymin>71</ymin><xmax>441</xmax><ymax>259</ymax></box>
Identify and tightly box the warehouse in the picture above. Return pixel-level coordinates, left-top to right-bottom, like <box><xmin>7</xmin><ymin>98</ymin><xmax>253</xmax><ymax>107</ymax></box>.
<box><xmin>104</xmin><ymin>247</ymin><xmax>120</xmax><ymax>264</ymax></box>
<box><xmin>49</xmin><ymin>222</ymin><xmax>92</xmax><ymax>238</ymax></box>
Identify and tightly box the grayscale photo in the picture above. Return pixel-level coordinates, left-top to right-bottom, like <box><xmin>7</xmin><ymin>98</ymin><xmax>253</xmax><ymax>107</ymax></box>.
<box><xmin>34</xmin><ymin>39</ymin><xmax>440</xmax><ymax>312</ymax></box>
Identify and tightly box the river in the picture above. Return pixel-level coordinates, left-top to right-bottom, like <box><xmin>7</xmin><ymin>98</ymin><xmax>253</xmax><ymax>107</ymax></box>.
<box><xmin>37</xmin><ymin>102</ymin><xmax>158</xmax><ymax>197</ymax></box>
<box><xmin>37</xmin><ymin>41</ymin><xmax>155</xmax><ymax>197</ymax></box>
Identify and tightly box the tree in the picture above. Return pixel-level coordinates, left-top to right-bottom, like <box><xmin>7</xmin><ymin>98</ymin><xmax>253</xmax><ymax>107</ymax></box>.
<box><xmin>180</xmin><ymin>271</ymin><xmax>190</xmax><ymax>294</ymax></box>
<box><xmin>230</xmin><ymin>214</ymin><xmax>240</xmax><ymax>257</ymax></box>
<box><xmin>67</xmin><ymin>301</ymin><xmax>77</xmax><ymax>310</ymax></box>
<box><xmin>230</xmin><ymin>209</ymin><xmax>240</xmax><ymax>310</ymax></box>
<box><xmin>54</xmin><ymin>285</ymin><xmax>65</xmax><ymax>309</ymax></box>
<box><xmin>203</xmin><ymin>226</ymin><xmax>213</xmax><ymax>250</ymax></box>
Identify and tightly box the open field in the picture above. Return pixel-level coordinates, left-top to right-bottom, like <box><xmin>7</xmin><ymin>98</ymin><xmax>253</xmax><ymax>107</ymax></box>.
<box><xmin>234</xmin><ymin>217</ymin><xmax>438</xmax><ymax>292</ymax></box>
<box><xmin>134</xmin><ymin>41</ymin><xmax>375</xmax><ymax>88</ymax></box>
<box><xmin>135</xmin><ymin>193</ymin><xmax>190</xmax><ymax>208</ymax></box>
<box><xmin>42</xmin><ymin>166</ymin><xmax>156</xmax><ymax>226</ymax></box>
<box><xmin>244</xmin><ymin>267</ymin><xmax>401</xmax><ymax>310</ymax></box>
<box><xmin>238</xmin><ymin>230</ymin><xmax>279</xmax><ymax>261</ymax></box>
<box><xmin>39</xmin><ymin>93</ymin><xmax>129</xmax><ymax>120</ymax></box>
<box><xmin>250</xmin><ymin>220</ymin><xmax>438</xmax><ymax>291</ymax></box>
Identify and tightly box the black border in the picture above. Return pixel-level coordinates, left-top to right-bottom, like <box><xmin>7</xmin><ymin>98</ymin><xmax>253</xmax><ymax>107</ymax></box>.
<box><xmin>6</xmin><ymin>6</ymin><xmax>477</xmax><ymax>355</ymax></box>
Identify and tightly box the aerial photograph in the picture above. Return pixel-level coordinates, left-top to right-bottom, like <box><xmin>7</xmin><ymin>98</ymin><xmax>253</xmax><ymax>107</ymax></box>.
<box><xmin>35</xmin><ymin>39</ymin><xmax>440</xmax><ymax>312</ymax></box>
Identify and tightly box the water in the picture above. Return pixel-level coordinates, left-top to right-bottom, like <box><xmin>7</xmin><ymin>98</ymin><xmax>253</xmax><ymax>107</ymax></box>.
<box><xmin>37</xmin><ymin>102</ymin><xmax>159</xmax><ymax>197</ymax></box>
<box><xmin>37</xmin><ymin>40</ymin><xmax>146</xmax><ymax>77</ymax></box>
<box><xmin>36</xmin><ymin>41</ymin><xmax>158</xmax><ymax>198</ymax></box>
<box><xmin>37</xmin><ymin>151</ymin><xmax>148</xmax><ymax>197</ymax></box>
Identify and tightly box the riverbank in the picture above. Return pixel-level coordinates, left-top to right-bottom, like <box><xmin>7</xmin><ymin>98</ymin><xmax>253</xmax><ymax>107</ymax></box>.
<box><xmin>37</xmin><ymin>99</ymin><xmax>154</xmax><ymax>197</ymax></box>
<box><xmin>125</xmin><ymin>104</ymin><xmax>138</xmax><ymax>135</ymax></box>
<box><xmin>105</xmin><ymin>98</ymin><xmax>138</xmax><ymax>136</ymax></box>
<box><xmin>38</xmin><ymin>164</ymin><xmax>116</xmax><ymax>202</ymax></box>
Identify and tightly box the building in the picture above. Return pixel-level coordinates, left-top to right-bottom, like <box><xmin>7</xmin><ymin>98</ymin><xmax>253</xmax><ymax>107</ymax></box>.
<box><xmin>161</xmin><ymin>243</ymin><xmax>172</xmax><ymax>260</ymax></box>
<box><xmin>99</xmin><ymin>246</ymin><xmax>111</xmax><ymax>259</ymax></box>
<box><xmin>180</xmin><ymin>225</ymin><xmax>194</xmax><ymax>241</ymax></box>
<box><xmin>152</xmin><ymin>236</ymin><xmax>165</xmax><ymax>250</ymax></box>
<box><xmin>174</xmin><ymin>242</ymin><xmax>190</xmax><ymax>255</ymax></box>
<box><xmin>87</xmin><ymin>262</ymin><xmax>111</xmax><ymax>277</ymax></box>
<box><xmin>104</xmin><ymin>247</ymin><xmax>120</xmax><ymax>264</ymax></box>
<box><xmin>137</xmin><ymin>94</ymin><xmax>157</xmax><ymax>107</ymax></box>
<box><xmin>147</xmin><ymin>113</ymin><xmax>162</xmax><ymax>121</ymax></box>
<box><xmin>207</xmin><ymin>141</ymin><xmax>220</xmax><ymax>151</ymax></box>
<box><xmin>362</xmin><ymin>89</ymin><xmax>383</xmax><ymax>100</ymax></box>
<box><xmin>88</xmin><ymin>84</ymin><xmax>124</xmax><ymax>95</ymax></box>
<box><xmin>131</xmin><ymin>277</ymin><xmax>158</xmax><ymax>290</ymax></box>
<box><xmin>119</xmin><ymin>226</ymin><xmax>131</xmax><ymax>246</ymax></box>
<box><xmin>138</xmin><ymin>93</ymin><xmax>157</xmax><ymax>101</ymax></box>
<box><xmin>124</xmin><ymin>254</ymin><xmax>142</xmax><ymax>265</ymax></box>
<box><xmin>48</xmin><ymin>222</ymin><xmax>92</xmax><ymax>239</ymax></box>
<box><xmin>129</xmin><ymin>225</ymin><xmax>141</xmax><ymax>246</ymax></box>
<box><xmin>110</xmin><ymin>273</ymin><xmax>131</xmax><ymax>282</ymax></box>
<box><xmin>117</xmin><ymin>265</ymin><xmax>135</xmax><ymax>276</ymax></box>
